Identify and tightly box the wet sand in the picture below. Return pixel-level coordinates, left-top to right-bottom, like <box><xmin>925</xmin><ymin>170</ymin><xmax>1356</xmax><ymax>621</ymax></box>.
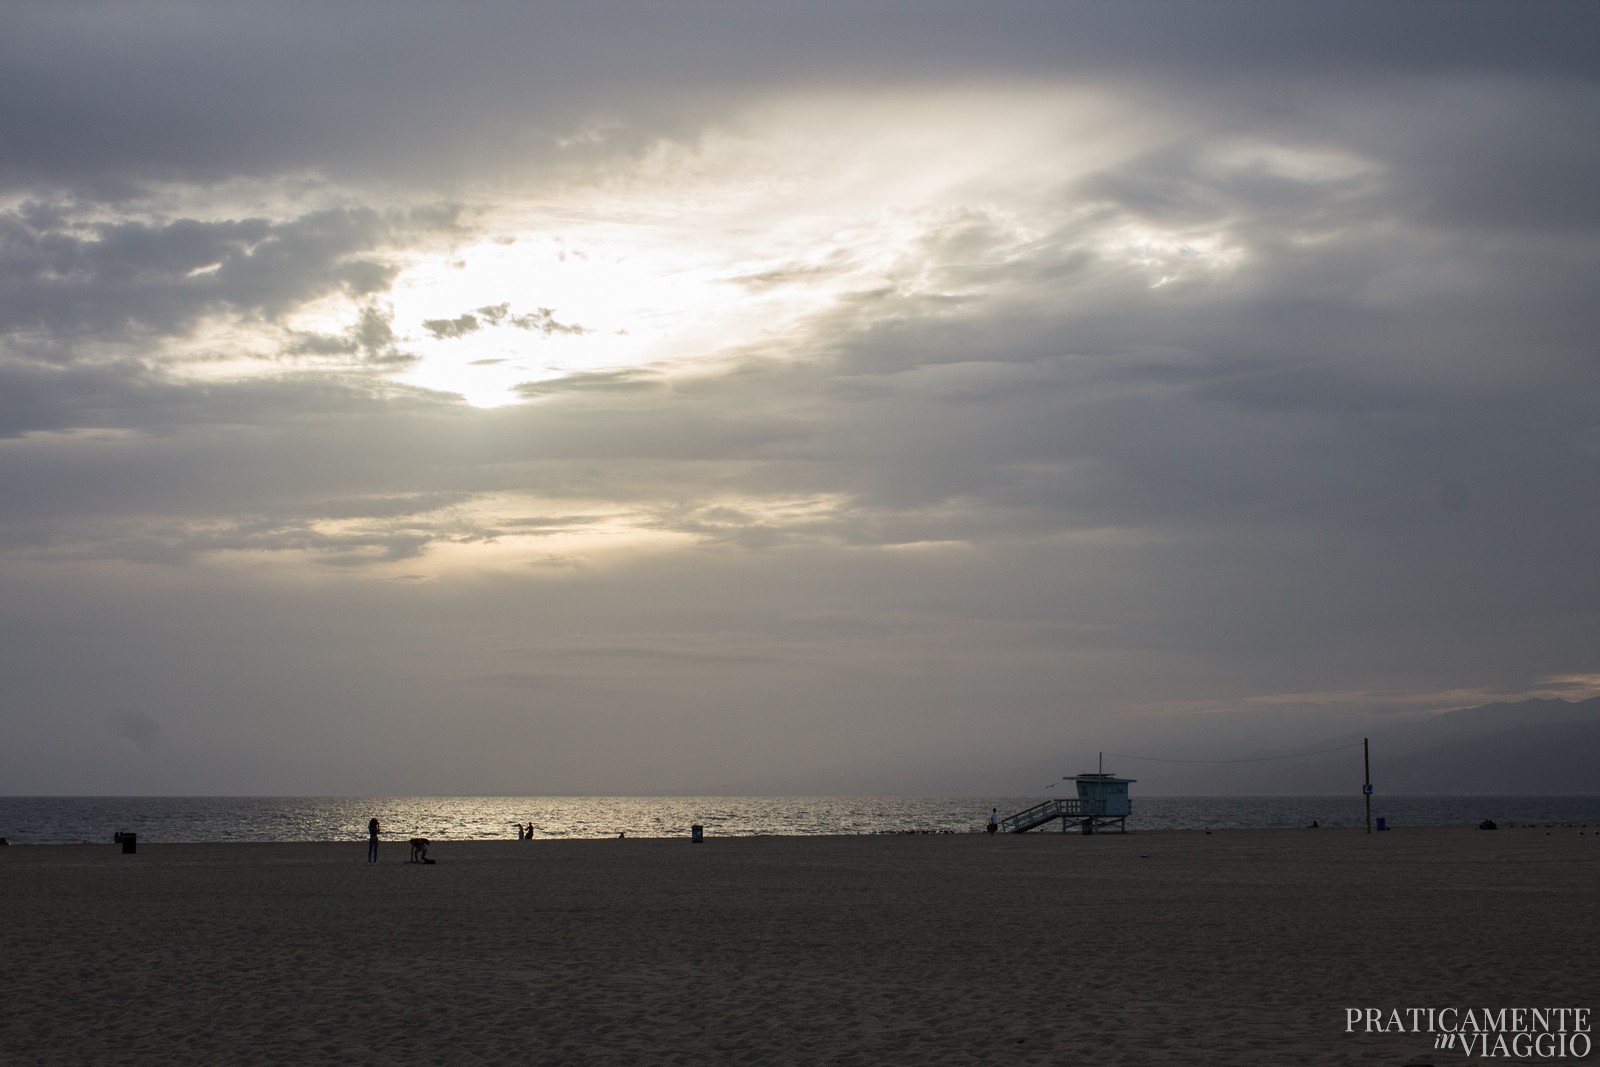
<box><xmin>2</xmin><ymin>827</ymin><xmax>1594</xmax><ymax>1065</ymax></box>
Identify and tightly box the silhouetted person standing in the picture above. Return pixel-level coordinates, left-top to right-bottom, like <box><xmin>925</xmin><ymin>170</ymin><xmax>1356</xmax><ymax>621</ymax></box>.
<box><xmin>368</xmin><ymin>817</ymin><xmax>380</xmax><ymax>863</ymax></box>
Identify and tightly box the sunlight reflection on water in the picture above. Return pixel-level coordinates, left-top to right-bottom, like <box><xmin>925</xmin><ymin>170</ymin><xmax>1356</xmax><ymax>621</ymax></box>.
<box><xmin>1</xmin><ymin>794</ymin><xmax>1596</xmax><ymax>844</ymax></box>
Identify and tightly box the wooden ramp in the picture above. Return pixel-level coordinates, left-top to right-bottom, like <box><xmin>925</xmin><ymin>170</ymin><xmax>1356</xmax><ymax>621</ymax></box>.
<box><xmin>1000</xmin><ymin>797</ymin><xmax>1129</xmax><ymax>833</ymax></box>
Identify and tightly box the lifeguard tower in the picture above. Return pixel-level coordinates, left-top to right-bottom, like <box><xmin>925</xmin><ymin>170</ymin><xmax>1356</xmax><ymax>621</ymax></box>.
<box><xmin>999</xmin><ymin>771</ymin><xmax>1137</xmax><ymax>834</ymax></box>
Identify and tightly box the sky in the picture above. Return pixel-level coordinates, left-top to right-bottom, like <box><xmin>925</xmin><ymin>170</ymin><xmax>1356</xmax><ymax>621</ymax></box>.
<box><xmin>2</xmin><ymin>1</ymin><xmax>1597</xmax><ymax>796</ymax></box>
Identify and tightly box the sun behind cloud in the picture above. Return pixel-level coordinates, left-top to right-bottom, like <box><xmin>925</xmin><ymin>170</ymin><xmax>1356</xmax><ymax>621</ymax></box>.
<box><xmin>338</xmin><ymin>85</ymin><xmax>1167</xmax><ymax>408</ymax></box>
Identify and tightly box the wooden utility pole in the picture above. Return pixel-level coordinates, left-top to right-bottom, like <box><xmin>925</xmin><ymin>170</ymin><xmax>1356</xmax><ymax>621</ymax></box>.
<box><xmin>1363</xmin><ymin>737</ymin><xmax>1371</xmax><ymax>834</ymax></box>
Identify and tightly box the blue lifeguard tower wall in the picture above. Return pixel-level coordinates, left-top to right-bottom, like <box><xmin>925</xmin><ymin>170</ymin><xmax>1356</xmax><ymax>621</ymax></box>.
<box><xmin>1069</xmin><ymin>773</ymin><xmax>1134</xmax><ymax>817</ymax></box>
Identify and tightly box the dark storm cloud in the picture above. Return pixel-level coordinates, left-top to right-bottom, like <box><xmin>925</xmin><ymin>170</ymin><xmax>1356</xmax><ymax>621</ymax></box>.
<box><xmin>4</xmin><ymin>2</ymin><xmax>1597</xmax><ymax>198</ymax></box>
<box><xmin>0</xmin><ymin>203</ymin><xmax>421</xmax><ymax>349</ymax></box>
<box><xmin>0</xmin><ymin>358</ymin><xmax>191</xmax><ymax>438</ymax></box>
<box><xmin>0</xmin><ymin>402</ymin><xmax>489</xmax><ymax>562</ymax></box>
<box><xmin>0</xmin><ymin>340</ymin><xmax>440</xmax><ymax>439</ymax></box>
<box><xmin>1340</xmin><ymin>80</ymin><xmax>1600</xmax><ymax>235</ymax></box>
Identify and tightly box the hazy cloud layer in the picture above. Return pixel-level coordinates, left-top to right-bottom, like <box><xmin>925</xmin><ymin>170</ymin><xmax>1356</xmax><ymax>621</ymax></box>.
<box><xmin>1</xmin><ymin>2</ymin><xmax>1597</xmax><ymax>795</ymax></box>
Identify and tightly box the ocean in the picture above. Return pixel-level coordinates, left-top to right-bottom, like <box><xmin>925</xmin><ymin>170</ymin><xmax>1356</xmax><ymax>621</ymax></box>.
<box><xmin>2</xmin><ymin>794</ymin><xmax>1597</xmax><ymax>845</ymax></box>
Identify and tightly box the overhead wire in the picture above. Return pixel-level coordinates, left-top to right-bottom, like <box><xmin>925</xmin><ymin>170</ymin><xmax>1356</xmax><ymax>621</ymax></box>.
<box><xmin>1096</xmin><ymin>741</ymin><xmax>1366</xmax><ymax>765</ymax></box>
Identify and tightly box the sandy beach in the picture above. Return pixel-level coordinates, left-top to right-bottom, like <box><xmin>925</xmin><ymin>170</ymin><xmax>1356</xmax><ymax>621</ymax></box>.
<box><xmin>2</xmin><ymin>827</ymin><xmax>1594</xmax><ymax>1065</ymax></box>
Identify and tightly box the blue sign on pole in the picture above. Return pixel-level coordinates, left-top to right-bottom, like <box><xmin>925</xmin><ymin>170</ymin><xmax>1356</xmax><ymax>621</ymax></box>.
<box><xmin>1363</xmin><ymin>784</ymin><xmax>1374</xmax><ymax>796</ymax></box>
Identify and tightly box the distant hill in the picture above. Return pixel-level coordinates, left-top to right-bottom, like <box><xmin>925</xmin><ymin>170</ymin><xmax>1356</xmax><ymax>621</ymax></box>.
<box><xmin>1137</xmin><ymin>697</ymin><xmax>1600</xmax><ymax>795</ymax></box>
<box><xmin>1371</xmin><ymin>697</ymin><xmax>1600</xmax><ymax>794</ymax></box>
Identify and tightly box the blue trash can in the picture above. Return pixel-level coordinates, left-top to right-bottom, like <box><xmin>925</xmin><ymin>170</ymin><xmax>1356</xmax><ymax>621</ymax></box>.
<box><xmin>691</xmin><ymin>824</ymin><xmax>704</xmax><ymax>843</ymax></box>
<box><xmin>1375</xmin><ymin>817</ymin><xmax>1387</xmax><ymax>831</ymax></box>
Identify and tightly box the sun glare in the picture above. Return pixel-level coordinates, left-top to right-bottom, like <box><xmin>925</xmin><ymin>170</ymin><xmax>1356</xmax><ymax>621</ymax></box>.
<box><xmin>373</xmin><ymin>90</ymin><xmax>1152</xmax><ymax>408</ymax></box>
<box><xmin>380</xmin><ymin>210</ymin><xmax>832</xmax><ymax>407</ymax></box>
<box><xmin>266</xmin><ymin>88</ymin><xmax>1179</xmax><ymax>409</ymax></box>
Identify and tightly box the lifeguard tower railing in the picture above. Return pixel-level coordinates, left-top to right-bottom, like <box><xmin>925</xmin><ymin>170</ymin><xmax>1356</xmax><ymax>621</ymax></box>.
<box><xmin>999</xmin><ymin>797</ymin><xmax>1131</xmax><ymax>834</ymax></box>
